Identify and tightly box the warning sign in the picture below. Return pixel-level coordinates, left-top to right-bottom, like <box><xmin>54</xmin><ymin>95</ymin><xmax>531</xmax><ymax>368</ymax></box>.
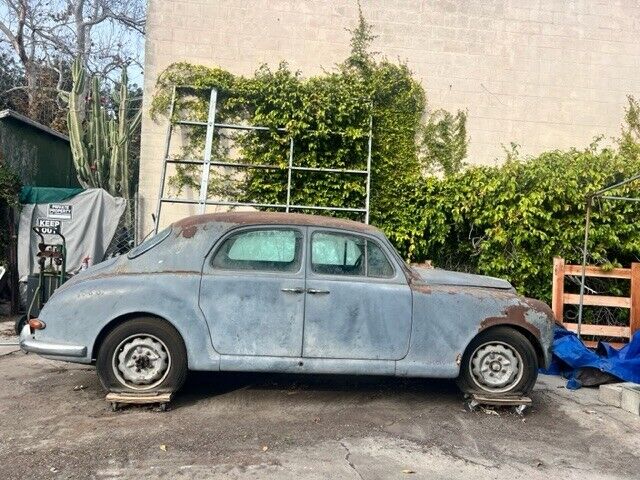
<box><xmin>35</xmin><ymin>218</ymin><xmax>62</xmax><ymax>235</ymax></box>
<box><xmin>48</xmin><ymin>203</ymin><xmax>72</xmax><ymax>220</ymax></box>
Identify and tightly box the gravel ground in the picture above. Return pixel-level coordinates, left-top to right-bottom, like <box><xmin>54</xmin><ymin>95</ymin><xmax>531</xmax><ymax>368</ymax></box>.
<box><xmin>0</xmin><ymin>319</ymin><xmax>638</xmax><ymax>479</ymax></box>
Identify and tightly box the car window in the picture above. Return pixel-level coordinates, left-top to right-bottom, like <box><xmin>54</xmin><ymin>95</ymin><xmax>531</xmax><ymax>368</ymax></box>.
<box><xmin>212</xmin><ymin>229</ymin><xmax>302</xmax><ymax>272</ymax></box>
<box><xmin>311</xmin><ymin>232</ymin><xmax>365</xmax><ymax>276</ymax></box>
<box><xmin>311</xmin><ymin>231</ymin><xmax>395</xmax><ymax>278</ymax></box>
<box><xmin>367</xmin><ymin>240</ymin><xmax>394</xmax><ymax>278</ymax></box>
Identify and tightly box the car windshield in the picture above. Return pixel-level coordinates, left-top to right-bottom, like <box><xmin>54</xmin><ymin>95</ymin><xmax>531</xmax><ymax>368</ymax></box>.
<box><xmin>127</xmin><ymin>227</ymin><xmax>172</xmax><ymax>259</ymax></box>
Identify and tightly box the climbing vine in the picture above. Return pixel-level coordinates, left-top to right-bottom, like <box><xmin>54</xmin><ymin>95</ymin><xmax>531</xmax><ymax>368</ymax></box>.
<box><xmin>151</xmin><ymin>10</ymin><xmax>464</xmax><ymax>248</ymax></box>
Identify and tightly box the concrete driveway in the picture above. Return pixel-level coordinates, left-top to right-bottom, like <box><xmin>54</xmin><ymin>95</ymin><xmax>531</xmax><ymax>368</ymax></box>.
<box><xmin>0</xmin><ymin>321</ymin><xmax>638</xmax><ymax>479</ymax></box>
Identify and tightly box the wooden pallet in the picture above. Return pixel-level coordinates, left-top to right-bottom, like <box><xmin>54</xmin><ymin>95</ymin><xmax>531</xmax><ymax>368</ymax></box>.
<box><xmin>106</xmin><ymin>392</ymin><xmax>172</xmax><ymax>411</ymax></box>
<box><xmin>552</xmin><ymin>258</ymin><xmax>639</xmax><ymax>347</ymax></box>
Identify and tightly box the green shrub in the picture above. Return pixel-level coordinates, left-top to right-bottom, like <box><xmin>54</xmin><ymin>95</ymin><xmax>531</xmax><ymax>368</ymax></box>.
<box><xmin>409</xmin><ymin>141</ymin><xmax>640</xmax><ymax>301</ymax></box>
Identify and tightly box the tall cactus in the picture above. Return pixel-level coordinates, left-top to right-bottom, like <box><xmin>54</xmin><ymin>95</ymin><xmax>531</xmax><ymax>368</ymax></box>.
<box><xmin>67</xmin><ymin>58</ymin><xmax>142</xmax><ymax>202</ymax></box>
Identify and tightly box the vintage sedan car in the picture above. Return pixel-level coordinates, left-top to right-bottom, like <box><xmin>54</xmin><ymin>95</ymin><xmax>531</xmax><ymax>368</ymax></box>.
<box><xmin>20</xmin><ymin>212</ymin><xmax>554</xmax><ymax>397</ymax></box>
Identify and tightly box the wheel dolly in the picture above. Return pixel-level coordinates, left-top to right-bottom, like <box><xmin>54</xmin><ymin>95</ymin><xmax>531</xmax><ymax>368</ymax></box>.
<box><xmin>465</xmin><ymin>393</ymin><xmax>532</xmax><ymax>415</ymax></box>
<box><xmin>106</xmin><ymin>392</ymin><xmax>173</xmax><ymax>412</ymax></box>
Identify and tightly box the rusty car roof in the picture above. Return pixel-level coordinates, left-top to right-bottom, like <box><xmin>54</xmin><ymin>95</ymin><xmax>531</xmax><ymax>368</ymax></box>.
<box><xmin>172</xmin><ymin>211</ymin><xmax>382</xmax><ymax>234</ymax></box>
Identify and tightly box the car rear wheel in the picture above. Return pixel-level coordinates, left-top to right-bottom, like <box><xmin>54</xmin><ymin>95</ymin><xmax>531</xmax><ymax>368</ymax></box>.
<box><xmin>457</xmin><ymin>326</ymin><xmax>538</xmax><ymax>396</ymax></box>
<box><xmin>96</xmin><ymin>317</ymin><xmax>187</xmax><ymax>393</ymax></box>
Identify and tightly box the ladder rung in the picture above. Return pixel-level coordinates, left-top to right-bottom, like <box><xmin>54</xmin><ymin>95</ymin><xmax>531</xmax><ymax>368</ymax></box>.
<box><xmin>175</xmin><ymin>120</ymin><xmax>208</xmax><ymax>126</ymax></box>
<box><xmin>288</xmin><ymin>205</ymin><xmax>367</xmax><ymax>213</ymax></box>
<box><xmin>160</xmin><ymin>198</ymin><xmax>367</xmax><ymax>214</ymax></box>
<box><xmin>209</xmin><ymin>161</ymin><xmax>283</xmax><ymax>170</ymax></box>
<box><xmin>165</xmin><ymin>159</ymin><xmax>204</xmax><ymax>165</ymax></box>
<box><xmin>173</xmin><ymin>120</ymin><xmax>287</xmax><ymax>133</ymax></box>
<box><xmin>165</xmin><ymin>158</ymin><xmax>368</xmax><ymax>174</ymax></box>
<box><xmin>215</xmin><ymin>122</ymin><xmax>287</xmax><ymax>132</ymax></box>
<box><xmin>165</xmin><ymin>158</ymin><xmax>284</xmax><ymax>170</ymax></box>
<box><xmin>159</xmin><ymin>198</ymin><xmax>201</xmax><ymax>205</ymax></box>
<box><xmin>291</xmin><ymin>166</ymin><xmax>368</xmax><ymax>174</ymax></box>
<box><xmin>204</xmin><ymin>200</ymin><xmax>286</xmax><ymax>209</ymax></box>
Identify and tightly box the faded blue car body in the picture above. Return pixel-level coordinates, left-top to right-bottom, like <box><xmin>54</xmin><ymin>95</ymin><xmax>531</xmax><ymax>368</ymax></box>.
<box><xmin>20</xmin><ymin>212</ymin><xmax>554</xmax><ymax>379</ymax></box>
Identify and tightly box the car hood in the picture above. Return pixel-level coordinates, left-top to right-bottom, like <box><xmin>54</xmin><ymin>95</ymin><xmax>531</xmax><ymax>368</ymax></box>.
<box><xmin>410</xmin><ymin>267</ymin><xmax>513</xmax><ymax>290</ymax></box>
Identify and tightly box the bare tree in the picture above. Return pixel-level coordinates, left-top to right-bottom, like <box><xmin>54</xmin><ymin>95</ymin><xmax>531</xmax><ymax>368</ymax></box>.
<box><xmin>0</xmin><ymin>0</ymin><xmax>145</xmax><ymax>122</ymax></box>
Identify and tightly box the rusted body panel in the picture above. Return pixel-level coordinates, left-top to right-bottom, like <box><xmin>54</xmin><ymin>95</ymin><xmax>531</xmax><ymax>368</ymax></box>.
<box><xmin>23</xmin><ymin>212</ymin><xmax>554</xmax><ymax>379</ymax></box>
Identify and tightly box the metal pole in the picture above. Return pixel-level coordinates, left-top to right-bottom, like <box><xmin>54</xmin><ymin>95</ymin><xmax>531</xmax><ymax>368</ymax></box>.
<box><xmin>134</xmin><ymin>189</ymin><xmax>139</xmax><ymax>246</ymax></box>
<box><xmin>198</xmin><ymin>88</ymin><xmax>218</xmax><ymax>213</ymax></box>
<box><xmin>154</xmin><ymin>85</ymin><xmax>177</xmax><ymax>234</ymax></box>
<box><xmin>364</xmin><ymin>115</ymin><xmax>373</xmax><ymax>224</ymax></box>
<box><xmin>577</xmin><ymin>196</ymin><xmax>593</xmax><ymax>338</ymax></box>
<box><xmin>286</xmin><ymin>138</ymin><xmax>294</xmax><ymax>213</ymax></box>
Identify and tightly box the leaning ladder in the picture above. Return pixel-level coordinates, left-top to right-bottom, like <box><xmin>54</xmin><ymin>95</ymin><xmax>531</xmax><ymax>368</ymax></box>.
<box><xmin>153</xmin><ymin>86</ymin><xmax>373</xmax><ymax>233</ymax></box>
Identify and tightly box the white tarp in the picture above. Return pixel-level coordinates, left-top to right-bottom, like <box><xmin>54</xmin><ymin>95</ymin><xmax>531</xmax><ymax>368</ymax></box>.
<box><xmin>18</xmin><ymin>188</ymin><xmax>126</xmax><ymax>281</ymax></box>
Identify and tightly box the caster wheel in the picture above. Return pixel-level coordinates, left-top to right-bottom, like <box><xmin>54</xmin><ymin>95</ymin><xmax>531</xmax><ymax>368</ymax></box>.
<box><xmin>514</xmin><ymin>404</ymin><xmax>528</xmax><ymax>416</ymax></box>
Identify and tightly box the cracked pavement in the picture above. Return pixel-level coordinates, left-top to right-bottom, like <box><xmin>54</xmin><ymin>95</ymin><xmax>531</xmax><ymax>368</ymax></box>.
<box><xmin>0</xmin><ymin>320</ymin><xmax>638</xmax><ymax>479</ymax></box>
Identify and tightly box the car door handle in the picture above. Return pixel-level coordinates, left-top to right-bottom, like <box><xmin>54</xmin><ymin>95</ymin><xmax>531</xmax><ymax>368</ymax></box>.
<box><xmin>281</xmin><ymin>287</ymin><xmax>305</xmax><ymax>294</ymax></box>
<box><xmin>306</xmin><ymin>289</ymin><xmax>330</xmax><ymax>295</ymax></box>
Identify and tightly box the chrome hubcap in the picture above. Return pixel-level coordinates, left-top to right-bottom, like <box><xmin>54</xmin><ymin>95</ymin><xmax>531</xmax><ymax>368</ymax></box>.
<box><xmin>469</xmin><ymin>341</ymin><xmax>523</xmax><ymax>393</ymax></box>
<box><xmin>112</xmin><ymin>335</ymin><xmax>171</xmax><ymax>390</ymax></box>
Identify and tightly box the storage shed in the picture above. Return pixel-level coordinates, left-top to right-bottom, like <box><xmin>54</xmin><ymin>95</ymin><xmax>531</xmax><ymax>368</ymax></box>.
<box><xmin>0</xmin><ymin>109</ymin><xmax>79</xmax><ymax>188</ymax></box>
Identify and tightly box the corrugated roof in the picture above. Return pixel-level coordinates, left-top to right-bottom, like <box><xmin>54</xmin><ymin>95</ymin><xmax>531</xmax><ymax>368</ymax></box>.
<box><xmin>0</xmin><ymin>109</ymin><xmax>69</xmax><ymax>142</ymax></box>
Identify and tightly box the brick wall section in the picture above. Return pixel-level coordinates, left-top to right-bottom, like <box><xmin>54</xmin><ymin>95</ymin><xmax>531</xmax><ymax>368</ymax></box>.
<box><xmin>139</xmin><ymin>0</ymin><xmax>640</xmax><ymax>235</ymax></box>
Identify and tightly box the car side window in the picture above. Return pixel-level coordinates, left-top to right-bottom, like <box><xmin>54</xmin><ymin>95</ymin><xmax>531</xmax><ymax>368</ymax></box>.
<box><xmin>367</xmin><ymin>240</ymin><xmax>394</xmax><ymax>278</ymax></box>
<box><xmin>312</xmin><ymin>232</ymin><xmax>365</xmax><ymax>276</ymax></box>
<box><xmin>212</xmin><ymin>229</ymin><xmax>302</xmax><ymax>272</ymax></box>
<box><xmin>311</xmin><ymin>232</ymin><xmax>395</xmax><ymax>278</ymax></box>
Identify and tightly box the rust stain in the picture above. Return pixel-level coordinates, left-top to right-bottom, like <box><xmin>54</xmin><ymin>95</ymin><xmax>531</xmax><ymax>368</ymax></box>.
<box><xmin>172</xmin><ymin>211</ymin><xmax>379</xmax><ymax>233</ymax></box>
<box><xmin>178</xmin><ymin>224</ymin><xmax>197</xmax><ymax>238</ymax></box>
<box><xmin>409</xmin><ymin>282</ymin><xmax>431</xmax><ymax>294</ymax></box>
<box><xmin>480</xmin><ymin>304</ymin><xmax>541</xmax><ymax>339</ymax></box>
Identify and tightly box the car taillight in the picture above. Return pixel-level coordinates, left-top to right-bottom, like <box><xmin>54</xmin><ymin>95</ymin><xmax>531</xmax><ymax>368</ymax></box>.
<box><xmin>28</xmin><ymin>318</ymin><xmax>46</xmax><ymax>330</ymax></box>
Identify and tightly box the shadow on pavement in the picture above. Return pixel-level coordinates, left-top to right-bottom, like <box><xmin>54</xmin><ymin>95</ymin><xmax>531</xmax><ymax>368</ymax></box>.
<box><xmin>176</xmin><ymin>370</ymin><xmax>461</xmax><ymax>407</ymax></box>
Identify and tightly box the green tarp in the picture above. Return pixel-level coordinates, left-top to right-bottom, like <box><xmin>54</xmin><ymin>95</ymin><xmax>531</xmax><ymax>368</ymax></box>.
<box><xmin>19</xmin><ymin>186</ymin><xmax>84</xmax><ymax>205</ymax></box>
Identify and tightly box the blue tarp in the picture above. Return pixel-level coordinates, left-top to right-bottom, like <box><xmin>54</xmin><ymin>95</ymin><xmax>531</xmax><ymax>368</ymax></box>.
<box><xmin>542</xmin><ymin>325</ymin><xmax>640</xmax><ymax>389</ymax></box>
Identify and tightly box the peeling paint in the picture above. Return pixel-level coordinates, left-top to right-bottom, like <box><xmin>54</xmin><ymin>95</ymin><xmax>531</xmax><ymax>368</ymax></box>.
<box><xmin>480</xmin><ymin>304</ymin><xmax>542</xmax><ymax>339</ymax></box>
<box><xmin>178</xmin><ymin>224</ymin><xmax>198</xmax><ymax>238</ymax></box>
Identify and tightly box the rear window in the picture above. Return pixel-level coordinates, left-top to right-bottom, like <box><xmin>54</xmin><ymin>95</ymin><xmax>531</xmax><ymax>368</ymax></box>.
<box><xmin>127</xmin><ymin>227</ymin><xmax>172</xmax><ymax>259</ymax></box>
<box><xmin>211</xmin><ymin>229</ymin><xmax>302</xmax><ymax>272</ymax></box>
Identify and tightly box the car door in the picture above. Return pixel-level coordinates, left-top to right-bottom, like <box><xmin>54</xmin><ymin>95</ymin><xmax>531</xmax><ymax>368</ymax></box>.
<box><xmin>199</xmin><ymin>226</ymin><xmax>306</xmax><ymax>357</ymax></box>
<box><xmin>303</xmin><ymin>228</ymin><xmax>412</xmax><ymax>360</ymax></box>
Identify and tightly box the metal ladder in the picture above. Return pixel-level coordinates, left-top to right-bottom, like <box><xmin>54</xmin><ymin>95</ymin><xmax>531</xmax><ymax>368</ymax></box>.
<box><xmin>154</xmin><ymin>86</ymin><xmax>373</xmax><ymax>233</ymax></box>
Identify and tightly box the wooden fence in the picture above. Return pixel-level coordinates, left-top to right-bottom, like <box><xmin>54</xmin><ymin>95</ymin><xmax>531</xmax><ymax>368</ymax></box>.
<box><xmin>552</xmin><ymin>257</ymin><xmax>640</xmax><ymax>347</ymax></box>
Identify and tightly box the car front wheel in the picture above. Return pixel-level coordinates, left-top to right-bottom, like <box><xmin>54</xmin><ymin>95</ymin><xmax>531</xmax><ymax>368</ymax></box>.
<box><xmin>96</xmin><ymin>317</ymin><xmax>187</xmax><ymax>393</ymax></box>
<box><xmin>457</xmin><ymin>326</ymin><xmax>538</xmax><ymax>396</ymax></box>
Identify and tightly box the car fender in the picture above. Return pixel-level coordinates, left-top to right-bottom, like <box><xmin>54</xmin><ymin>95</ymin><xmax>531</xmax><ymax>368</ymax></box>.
<box><xmin>396</xmin><ymin>285</ymin><xmax>554</xmax><ymax>378</ymax></box>
<box><xmin>35</xmin><ymin>273</ymin><xmax>220</xmax><ymax>370</ymax></box>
